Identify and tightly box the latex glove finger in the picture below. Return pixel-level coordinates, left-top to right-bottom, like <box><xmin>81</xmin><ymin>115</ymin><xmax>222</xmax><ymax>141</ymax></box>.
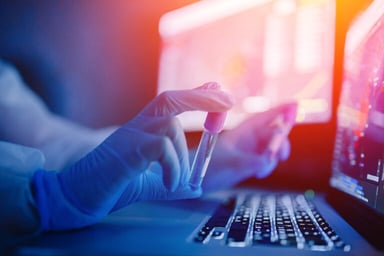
<box><xmin>55</xmin><ymin>128</ymin><xmax>182</xmax><ymax>218</ymax></box>
<box><xmin>231</xmin><ymin>103</ymin><xmax>296</xmax><ymax>138</ymax></box>
<box><xmin>222</xmin><ymin>102</ymin><xmax>297</xmax><ymax>154</ymax></box>
<box><xmin>229</xmin><ymin>138</ymin><xmax>291</xmax><ymax>179</ymax></box>
<box><xmin>100</xmin><ymin>126</ymin><xmax>182</xmax><ymax>192</ymax></box>
<box><xmin>264</xmin><ymin>110</ymin><xmax>296</xmax><ymax>160</ymax></box>
<box><xmin>161</xmin><ymin>118</ymin><xmax>190</xmax><ymax>187</ymax></box>
<box><xmin>139</xmin><ymin>82</ymin><xmax>234</xmax><ymax>117</ymax></box>
<box><xmin>202</xmin><ymin>103</ymin><xmax>297</xmax><ymax>191</ymax></box>
<box><xmin>276</xmin><ymin>138</ymin><xmax>291</xmax><ymax>161</ymax></box>
<box><xmin>126</xmin><ymin>116</ymin><xmax>190</xmax><ymax>183</ymax></box>
<box><xmin>112</xmin><ymin>163</ymin><xmax>202</xmax><ymax>211</ymax></box>
<box><xmin>202</xmin><ymin>150</ymin><xmax>277</xmax><ymax>190</ymax></box>
<box><xmin>144</xmin><ymin>135</ymin><xmax>181</xmax><ymax>192</ymax></box>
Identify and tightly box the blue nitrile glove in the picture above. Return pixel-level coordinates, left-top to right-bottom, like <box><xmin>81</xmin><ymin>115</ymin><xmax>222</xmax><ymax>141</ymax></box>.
<box><xmin>32</xmin><ymin>82</ymin><xmax>234</xmax><ymax>231</ymax></box>
<box><xmin>202</xmin><ymin>102</ymin><xmax>298</xmax><ymax>191</ymax></box>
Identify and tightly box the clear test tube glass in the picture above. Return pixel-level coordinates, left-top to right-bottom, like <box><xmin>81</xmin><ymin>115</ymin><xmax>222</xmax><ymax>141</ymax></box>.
<box><xmin>189</xmin><ymin>112</ymin><xmax>227</xmax><ymax>190</ymax></box>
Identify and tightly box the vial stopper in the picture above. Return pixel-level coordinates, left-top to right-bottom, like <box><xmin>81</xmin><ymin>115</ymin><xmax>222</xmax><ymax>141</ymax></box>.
<box><xmin>204</xmin><ymin>112</ymin><xmax>227</xmax><ymax>133</ymax></box>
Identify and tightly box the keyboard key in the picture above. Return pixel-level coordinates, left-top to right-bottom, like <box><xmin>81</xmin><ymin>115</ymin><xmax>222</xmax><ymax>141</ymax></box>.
<box><xmin>193</xmin><ymin>197</ymin><xmax>236</xmax><ymax>243</ymax></box>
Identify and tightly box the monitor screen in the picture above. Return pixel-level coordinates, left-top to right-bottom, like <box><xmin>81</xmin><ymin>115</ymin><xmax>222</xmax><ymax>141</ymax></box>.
<box><xmin>330</xmin><ymin>0</ymin><xmax>384</xmax><ymax>215</ymax></box>
<box><xmin>157</xmin><ymin>0</ymin><xmax>335</xmax><ymax>130</ymax></box>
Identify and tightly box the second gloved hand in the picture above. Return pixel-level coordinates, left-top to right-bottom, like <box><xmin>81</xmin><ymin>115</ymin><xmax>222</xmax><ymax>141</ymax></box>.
<box><xmin>32</xmin><ymin>82</ymin><xmax>233</xmax><ymax>231</ymax></box>
<box><xmin>201</xmin><ymin>102</ymin><xmax>297</xmax><ymax>191</ymax></box>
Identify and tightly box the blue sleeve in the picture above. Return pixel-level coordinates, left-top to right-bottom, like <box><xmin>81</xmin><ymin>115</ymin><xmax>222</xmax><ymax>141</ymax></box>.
<box><xmin>0</xmin><ymin>141</ymin><xmax>44</xmax><ymax>248</ymax></box>
<box><xmin>32</xmin><ymin>169</ymin><xmax>105</xmax><ymax>232</ymax></box>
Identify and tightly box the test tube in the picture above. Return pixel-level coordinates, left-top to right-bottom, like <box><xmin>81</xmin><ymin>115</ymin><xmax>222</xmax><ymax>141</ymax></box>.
<box><xmin>189</xmin><ymin>112</ymin><xmax>227</xmax><ymax>190</ymax></box>
<box><xmin>267</xmin><ymin>104</ymin><xmax>297</xmax><ymax>159</ymax></box>
<box><xmin>267</xmin><ymin>115</ymin><xmax>289</xmax><ymax>160</ymax></box>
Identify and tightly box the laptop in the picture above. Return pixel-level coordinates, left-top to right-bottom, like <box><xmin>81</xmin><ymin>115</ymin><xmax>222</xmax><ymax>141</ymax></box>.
<box><xmin>12</xmin><ymin>0</ymin><xmax>384</xmax><ymax>255</ymax></box>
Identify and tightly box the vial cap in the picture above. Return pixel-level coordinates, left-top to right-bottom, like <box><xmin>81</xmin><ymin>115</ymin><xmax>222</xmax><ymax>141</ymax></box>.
<box><xmin>204</xmin><ymin>111</ymin><xmax>227</xmax><ymax>133</ymax></box>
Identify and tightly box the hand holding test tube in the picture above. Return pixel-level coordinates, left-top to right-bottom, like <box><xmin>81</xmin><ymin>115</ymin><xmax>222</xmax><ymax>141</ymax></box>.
<box><xmin>189</xmin><ymin>111</ymin><xmax>227</xmax><ymax>190</ymax></box>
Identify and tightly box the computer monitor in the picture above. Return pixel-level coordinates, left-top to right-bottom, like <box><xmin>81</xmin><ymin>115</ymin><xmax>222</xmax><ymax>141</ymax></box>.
<box><xmin>330</xmin><ymin>0</ymin><xmax>384</xmax><ymax>215</ymax></box>
<box><xmin>157</xmin><ymin>0</ymin><xmax>335</xmax><ymax>130</ymax></box>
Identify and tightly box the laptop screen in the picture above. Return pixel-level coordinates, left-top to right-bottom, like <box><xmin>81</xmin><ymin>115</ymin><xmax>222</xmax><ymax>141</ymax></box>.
<box><xmin>330</xmin><ymin>0</ymin><xmax>384</xmax><ymax>216</ymax></box>
<box><xmin>157</xmin><ymin>0</ymin><xmax>335</xmax><ymax>130</ymax></box>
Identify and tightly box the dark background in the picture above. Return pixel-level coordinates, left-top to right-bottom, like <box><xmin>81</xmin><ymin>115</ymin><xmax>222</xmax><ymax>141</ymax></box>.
<box><xmin>0</xmin><ymin>0</ymin><xmax>373</xmax><ymax>191</ymax></box>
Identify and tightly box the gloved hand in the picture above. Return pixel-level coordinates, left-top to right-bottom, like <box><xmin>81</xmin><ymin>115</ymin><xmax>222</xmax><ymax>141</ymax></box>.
<box><xmin>202</xmin><ymin>102</ymin><xmax>297</xmax><ymax>191</ymax></box>
<box><xmin>32</xmin><ymin>82</ymin><xmax>234</xmax><ymax>231</ymax></box>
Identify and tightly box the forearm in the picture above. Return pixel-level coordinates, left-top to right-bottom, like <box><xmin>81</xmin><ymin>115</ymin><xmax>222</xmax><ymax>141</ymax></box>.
<box><xmin>0</xmin><ymin>142</ymin><xmax>44</xmax><ymax>249</ymax></box>
<box><xmin>0</xmin><ymin>173</ymin><xmax>41</xmax><ymax>248</ymax></box>
<box><xmin>34</xmin><ymin>116</ymin><xmax>117</xmax><ymax>170</ymax></box>
<box><xmin>0</xmin><ymin>59</ymin><xmax>117</xmax><ymax>170</ymax></box>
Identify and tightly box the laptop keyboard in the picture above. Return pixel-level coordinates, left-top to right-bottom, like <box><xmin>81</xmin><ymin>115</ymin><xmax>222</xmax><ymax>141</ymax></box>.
<box><xmin>192</xmin><ymin>193</ymin><xmax>351</xmax><ymax>251</ymax></box>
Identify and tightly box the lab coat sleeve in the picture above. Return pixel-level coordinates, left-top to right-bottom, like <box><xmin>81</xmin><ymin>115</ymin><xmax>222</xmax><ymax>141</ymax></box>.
<box><xmin>0</xmin><ymin>59</ymin><xmax>116</xmax><ymax>171</ymax></box>
<box><xmin>0</xmin><ymin>141</ymin><xmax>44</xmax><ymax>248</ymax></box>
